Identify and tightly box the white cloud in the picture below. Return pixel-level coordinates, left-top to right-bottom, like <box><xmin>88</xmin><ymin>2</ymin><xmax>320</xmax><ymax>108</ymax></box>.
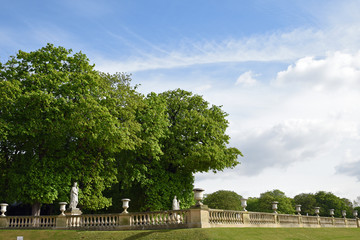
<box><xmin>192</xmin><ymin>48</ymin><xmax>360</xmax><ymax>200</ymax></box>
<box><xmin>233</xmin><ymin>119</ymin><xmax>338</xmax><ymax>176</ymax></box>
<box><xmin>235</xmin><ymin>71</ymin><xmax>258</xmax><ymax>86</ymax></box>
<box><xmin>274</xmin><ymin>52</ymin><xmax>360</xmax><ymax>91</ymax></box>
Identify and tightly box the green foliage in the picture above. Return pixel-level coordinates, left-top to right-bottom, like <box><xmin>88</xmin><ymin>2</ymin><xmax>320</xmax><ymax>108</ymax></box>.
<box><xmin>246</xmin><ymin>197</ymin><xmax>260</xmax><ymax>212</ymax></box>
<box><xmin>159</xmin><ymin>89</ymin><xmax>242</xmax><ymax>173</ymax></box>
<box><xmin>314</xmin><ymin>191</ymin><xmax>354</xmax><ymax>217</ymax></box>
<box><xmin>293</xmin><ymin>193</ymin><xmax>317</xmax><ymax>215</ymax></box>
<box><xmin>0</xmin><ymin>44</ymin><xmax>142</xmax><ymax>211</ymax></box>
<box><xmin>111</xmin><ymin>89</ymin><xmax>242</xmax><ymax>211</ymax></box>
<box><xmin>293</xmin><ymin>191</ymin><xmax>355</xmax><ymax>217</ymax></box>
<box><xmin>354</xmin><ymin>206</ymin><xmax>360</xmax><ymax>213</ymax></box>
<box><xmin>203</xmin><ymin>190</ymin><xmax>243</xmax><ymax>210</ymax></box>
<box><xmin>0</xmin><ymin>45</ymin><xmax>242</xmax><ymax>213</ymax></box>
<box><xmin>247</xmin><ymin>189</ymin><xmax>294</xmax><ymax>214</ymax></box>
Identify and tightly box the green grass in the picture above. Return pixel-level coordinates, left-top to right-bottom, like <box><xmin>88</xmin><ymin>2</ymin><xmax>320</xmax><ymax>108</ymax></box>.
<box><xmin>1</xmin><ymin>228</ymin><xmax>360</xmax><ymax>240</ymax></box>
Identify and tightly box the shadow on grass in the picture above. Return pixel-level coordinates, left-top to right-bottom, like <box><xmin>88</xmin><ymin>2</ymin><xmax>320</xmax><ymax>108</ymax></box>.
<box><xmin>123</xmin><ymin>229</ymin><xmax>174</xmax><ymax>240</ymax></box>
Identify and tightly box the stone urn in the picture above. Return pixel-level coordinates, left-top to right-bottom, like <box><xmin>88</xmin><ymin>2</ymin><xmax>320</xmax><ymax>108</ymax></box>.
<box><xmin>353</xmin><ymin>210</ymin><xmax>358</xmax><ymax>218</ymax></box>
<box><xmin>272</xmin><ymin>201</ymin><xmax>278</xmax><ymax>213</ymax></box>
<box><xmin>314</xmin><ymin>207</ymin><xmax>320</xmax><ymax>216</ymax></box>
<box><xmin>59</xmin><ymin>202</ymin><xmax>67</xmax><ymax>216</ymax></box>
<box><xmin>122</xmin><ymin>198</ymin><xmax>130</xmax><ymax>213</ymax></box>
<box><xmin>241</xmin><ymin>198</ymin><xmax>248</xmax><ymax>211</ymax></box>
<box><xmin>193</xmin><ymin>188</ymin><xmax>205</xmax><ymax>206</ymax></box>
<box><xmin>0</xmin><ymin>203</ymin><xmax>8</xmax><ymax>217</ymax></box>
<box><xmin>295</xmin><ymin>205</ymin><xmax>302</xmax><ymax>215</ymax></box>
<box><xmin>342</xmin><ymin>210</ymin><xmax>346</xmax><ymax>218</ymax></box>
<box><xmin>329</xmin><ymin>209</ymin><xmax>335</xmax><ymax>217</ymax></box>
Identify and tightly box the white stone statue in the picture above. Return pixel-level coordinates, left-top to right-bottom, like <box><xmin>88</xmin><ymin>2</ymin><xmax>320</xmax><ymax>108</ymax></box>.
<box><xmin>69</xmin><ymin>182</ymin><xmax>79</xmax><ymax>209</ymax></box>
<box><xmin>172</xmin><ymin>196</ymin><xmax>180</xmax><ymax>210</ymax></box>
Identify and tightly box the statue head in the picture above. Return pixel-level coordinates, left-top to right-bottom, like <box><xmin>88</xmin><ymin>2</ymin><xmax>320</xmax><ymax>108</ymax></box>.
<box><xmin>73</xmin><ymin>182</ymin><xmax>77</xmax><ymax>187</ymax></box>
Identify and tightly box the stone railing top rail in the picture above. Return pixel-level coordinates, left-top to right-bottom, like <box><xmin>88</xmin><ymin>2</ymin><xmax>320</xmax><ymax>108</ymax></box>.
<box><xmin>209</xmin><ymin>209</ymin><xmax>243</xmax><ymax>213</ymax></box>
<box><xmin>129</xmin><ymin>209</ymin><xmax>189</xmax><ymax>215</ymax></box>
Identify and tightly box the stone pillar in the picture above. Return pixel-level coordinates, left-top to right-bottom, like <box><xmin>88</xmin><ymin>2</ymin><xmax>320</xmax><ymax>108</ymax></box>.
<box><xmin>329</xmin><ymin>209</ymin><xmax>335</xmax><ymax>226</ymax></box>
<box><xmin>298</xmin><ymin>215</ymin><xmax>303</xmax><ymax>227</ymax></box>
<box><xmin>273</xmin><ymin>213</ymin><xmax>278</xmax><ymax>224</ymax></box>
<box><xmin>187</xmin><ymin>205</ymin><xmax>210</xmax><ymax>228</ymax></box>
<box><xmin>119</xmin><ymin>212</ymin><xmax>131</xmax><ymax>226</ymax></box>
<box><xmin>242</xmin><ymin>211</ymin><xmax>250</xmax><ymax>225</ymax></box>
<box><xmin>56</xmin><ymin>215</ymin><xmax>67</xmax><ymax>229</ymax></box>
<box><xmin>0</xmin><ymin>217</ymin><xmax>7</xmax><ymax>228</ymax></box>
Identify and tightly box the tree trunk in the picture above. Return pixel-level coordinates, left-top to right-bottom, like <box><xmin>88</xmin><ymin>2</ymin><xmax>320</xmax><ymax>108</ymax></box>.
<box><xmin>32</xmin><ymin>202</ymin><xmax>41</xmax><ymax>216</ymax></box>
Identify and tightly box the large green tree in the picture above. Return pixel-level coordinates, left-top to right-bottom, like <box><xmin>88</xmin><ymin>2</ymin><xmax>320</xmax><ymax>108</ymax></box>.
<box><xmin>0</xmin><ymin>44</ymin><xmax>142</xmax><ymax>215</ymax></box>
<box><xmin>314</xmin><ymin>191</ymin><xmax>354</xmax><ymax>217</ymax></box>
<box><xmin>293</xmin><ymin>193</ymin><xmax>317</xmax><ymax>215</ymax></box>
<box><xmin>203</xmin><ymin>190</ymin><xmax>243</xmax><ymax>210</ymax></box>
<box><xmin>294</xmin><ymin>191</ymin><xmax>354</xmax><ymax>217</ymax></box>
<box><xmin>247</xmin><ymin>189</ymin><xmax>294</xmax><ymax>214</ymax></box>
<box><xmin>112</xmin><ymin>89</ymin><xmax>242</xmax><ymax>211</ymax></box>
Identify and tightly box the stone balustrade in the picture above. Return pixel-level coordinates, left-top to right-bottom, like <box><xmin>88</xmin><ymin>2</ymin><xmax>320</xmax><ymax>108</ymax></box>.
<box><xmin>0</xmin><ymin>209</ymin><xmax>359</xmax><ymax>230</ymax></box>
<box><xmin>7</xmin><ymin>216</ymin><xmax>56</xmax><ymax>228</ymax></box>
<box><xmin>277</xmin><ymin>214</ymin><xmax>299</xmax><ymax>225</ymax></box>
<box><xmin>0</xmin><ymin>188</ymin><xmax>359</xmax><ymax>230</ymax></box>
<box><xmin>302</xmin><ymin>216</ymin><xmax>319</xmax><ymax>225</ymax></box>
<box><xmin>131</xmin><ymin>210</ymin><xmax>188</xmax><ymax>229</ymax></box>
<box><xmin>248</xmin><ymin>211</ymin><xmax>276</xmax><ymax>225</ymax></box>
<box><xmin>207</xmin><ymin>210</ymin><xmax>360</xmax><ymax>228</ymax></box>
<box><xmin>347</xmin><ymin>219</ymin><xmax>358</xmax><ymax>227</ymax></box>
<box><xmin>209</xmin><ymin>209</ymin><xmax>243</xmax><ymax>225</ymax></box>
<box><xmin>319</xmin><ymin>217</ymin><xmax>333</xmax><ymax>227</ymax></box>
<box><xmin>65</xmin><ymin>214</ymin><xmax>122</xmax><ymax>229</ymax></box>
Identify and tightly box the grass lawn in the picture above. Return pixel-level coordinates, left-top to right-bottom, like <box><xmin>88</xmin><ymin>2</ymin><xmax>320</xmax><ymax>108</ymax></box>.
<box><xmin>1</xmin><ymin>228</ymin><xmax>360</xmax><ymax>240</ymax></box>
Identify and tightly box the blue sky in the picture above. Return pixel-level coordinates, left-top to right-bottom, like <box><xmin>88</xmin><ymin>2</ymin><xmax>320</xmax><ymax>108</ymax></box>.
<box><xmin>2</xmin><ymin>0</ymin><xmax>360</xmax><ymax>204</ymax></box>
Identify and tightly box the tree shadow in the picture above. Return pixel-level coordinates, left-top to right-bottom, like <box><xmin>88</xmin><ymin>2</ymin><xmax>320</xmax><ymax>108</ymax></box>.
<box><xmin>124</xmin><ymin>229</ymin><xmax>174</xmax><ymax>240</ymax></box>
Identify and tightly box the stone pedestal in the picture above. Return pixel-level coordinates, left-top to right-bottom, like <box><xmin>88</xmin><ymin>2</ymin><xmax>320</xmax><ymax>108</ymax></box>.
<box><xmin>242</xmin><ymin>211</ymin><xmax>250</xmax><ymax>224</ymax></box>
<box><xmin>65</xmin><ymin>208</ymin><xmax>82</xmax><ymax>216</ymax></box>
<box><xmin>0</xmin><ymin>217</ymin><xmax>7</xmax><ymax>228</ymax></box>
<box><xmin>298</xmin><ymin>215</ymin><xmax>303</xmax><ymax>227</ymax></box>
<box><xmin>187</xmin><ymin>205</ymin><xmax>210</xmax><ymax>228</ymax></box>
<box><xmin>119</xmin><ymin>213</ymin><xmax>131</xmax><ymax>226</ymax></box>
<box><xmin>56</xmin><ymin>215</ymin><xmax>67</xmax><ymax>229</ymax></box>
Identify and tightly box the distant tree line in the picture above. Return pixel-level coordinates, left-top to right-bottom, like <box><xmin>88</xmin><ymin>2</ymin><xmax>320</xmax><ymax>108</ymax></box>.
<box><xmin>203</xmin><ymin>190</ymin><xmax>360</xmax><ymax>218</ymax></box>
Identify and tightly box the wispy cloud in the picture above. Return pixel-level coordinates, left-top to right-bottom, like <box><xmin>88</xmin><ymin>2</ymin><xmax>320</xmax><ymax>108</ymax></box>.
<box><xmin>95</xmin><ymin>24</ymin><xmax>360</xmax><ymax>73</ymax></box>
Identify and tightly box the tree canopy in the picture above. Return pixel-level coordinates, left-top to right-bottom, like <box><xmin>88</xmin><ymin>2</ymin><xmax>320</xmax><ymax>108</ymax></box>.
<box><xmin>111</xmin><ymin>89</ymin><xmax>242</xmax><ymax>211</ymax></box>
<box><xmin>246</xmin><ymin>189</ymin><xmax>294</xmax><ymax>214</ymax></box>
<box><xmin>203</xmin><ymin>190</ymin><xmax>243</xmax><ymax>210</ymax></box>
<box><xmin>245</xmin><ymin>190</ymin><xmax>356</xmax><ymax>217</ymax></box>
<box><xmin>0</xmin><ymin>44</ymin><xmax>242</xmax><ymax>214</ymax></box>
<box><xmin>314</xmin><ymin>191</ymin><xmax>353</xmax><ymax>217</ymax></box>
<box><xmin>0</xmin><ymin>44</ymin><xmax>143</xmax><ymax>215</ymax></box>
<box><xmin>293</xmin><ymin>193</ymin><xmax>316</xmax><ymax>215</ymax></box>
<box><xmin>292</xmin><ymin>191</ymin><xmax>355</xmax><ymax>217</ymax></box>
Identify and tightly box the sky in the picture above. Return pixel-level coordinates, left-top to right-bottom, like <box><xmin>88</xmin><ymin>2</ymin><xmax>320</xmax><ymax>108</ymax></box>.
<box><xmin>1</xmin><ymin>0</ymin><xmax>360</xmax><ymax>203</ymax></box>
